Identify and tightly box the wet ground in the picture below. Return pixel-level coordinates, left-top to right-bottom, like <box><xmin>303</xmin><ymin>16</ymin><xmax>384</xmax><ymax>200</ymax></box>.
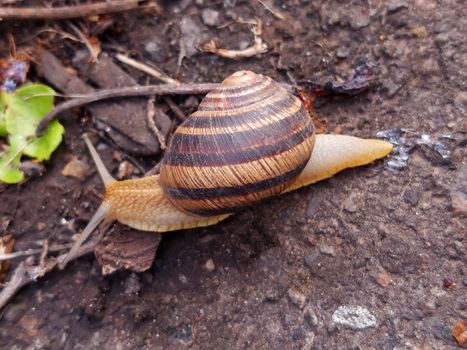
<box><xmin>0</xmin><ymin>0</ymin><xmax>466</xmax><ymax>349</ymax></box>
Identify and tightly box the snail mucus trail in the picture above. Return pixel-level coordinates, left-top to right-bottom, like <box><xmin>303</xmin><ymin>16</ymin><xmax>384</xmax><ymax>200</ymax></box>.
<box><xmin>60</xmin><ymin>71</ymin><xmax>393</xmax><ymax>268</ymax></box>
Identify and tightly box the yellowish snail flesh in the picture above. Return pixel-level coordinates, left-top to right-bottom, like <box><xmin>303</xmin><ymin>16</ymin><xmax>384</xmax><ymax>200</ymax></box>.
<box><xmin>60</xmin><ymin>71</ymin><xmax>393</xmax><ymax>268</ymax></box>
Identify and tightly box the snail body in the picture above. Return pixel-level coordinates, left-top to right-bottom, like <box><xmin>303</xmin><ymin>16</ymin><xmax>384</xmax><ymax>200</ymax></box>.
<box><xmin>60</xmin><ymin>71</ymin><xmax>393</xmax><ymax>268</ymax></box>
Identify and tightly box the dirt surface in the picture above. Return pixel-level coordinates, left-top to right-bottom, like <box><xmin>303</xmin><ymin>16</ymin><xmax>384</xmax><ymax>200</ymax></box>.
<box><xmin>0</xmin><ymin>0</ymin><xmax>466</xmax><ymax>349</ymax></box>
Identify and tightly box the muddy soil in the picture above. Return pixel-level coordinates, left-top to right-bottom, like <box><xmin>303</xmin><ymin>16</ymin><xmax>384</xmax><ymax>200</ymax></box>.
<box><xmin>0</xmin><ymin>0</ymin><xmax>466</xmax><ymax>349</ymax></box>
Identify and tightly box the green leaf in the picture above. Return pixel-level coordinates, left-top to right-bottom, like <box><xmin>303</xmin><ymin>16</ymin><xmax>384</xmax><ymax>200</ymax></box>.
<box><xmin>0</xmin><ymin>83</ymin><xmax>64</xmax><ymax>184</ymax></box>
<box><xmin>0</xmin><ymin>93</ymin><xmax>6</xmax><ymax>137</ymax></box>
<box><xmin>0</xmin><ymin>148</ymin><xmax>24</xmax><ymax>184</ymax></box>
<box><xmin>4</xmin><ymin>83</ymin><xmax>55</xmax><ymax>137</ymax></box>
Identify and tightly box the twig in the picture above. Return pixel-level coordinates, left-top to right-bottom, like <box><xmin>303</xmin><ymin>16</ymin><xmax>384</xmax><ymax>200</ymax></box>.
<box><xmin>0</xmin><ymin>243</ymin><xmax>73</xmax><ymax>261</ymax></box>
<box><xmin>0</xmin><ymin>240</ymin><xmax>97</xmax><ymax>310</ymax></box>
<box><xmin>146</xmin><ymin>98</ymin><xmax>166</xmax><ymax>150</ymax></box>
<box><xmin>0</xmin><ymin>0</ymin><xmax>161</xmax><ymax>21</ymax></box>
<box><xmin>115</xmin><ymin>54</ymin><xmax>179</xmax><ymax>85</ymax></box>
<box><xmin>164</xmin><ymin>96</ymin><xmax>187</xmax><ymax>121</ymax></box>
<box><xmin>68</xmin><ymin>22</ymin><xmax>101</xmax><ymax>62</ymax></box>
<box><xmin>255</xmin><ymin>0</ymin><xmax>285</xmax><ymax>20</ymax></box>
<box><xmin>36</xmin><ymin>83</ymin><xmax>220</xmax><ymax>136</ymax></box>
<box><xmin>201</xmin><ymin>17</ymin><xmax>268</xmax><ymax>59</ymax></box>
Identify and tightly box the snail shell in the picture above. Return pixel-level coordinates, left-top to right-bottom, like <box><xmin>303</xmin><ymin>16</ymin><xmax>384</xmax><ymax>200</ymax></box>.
<box><xmin>160</xmin><ymin>71</ymin><xmax>315</xmax><ymax>216</ymax></box>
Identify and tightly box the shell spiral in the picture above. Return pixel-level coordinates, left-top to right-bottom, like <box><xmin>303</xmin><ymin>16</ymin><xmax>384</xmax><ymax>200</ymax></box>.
<box><xmin>160</xmin><ymin>71</ymin><xmax>315</xmax><ymax>216</ymax></box>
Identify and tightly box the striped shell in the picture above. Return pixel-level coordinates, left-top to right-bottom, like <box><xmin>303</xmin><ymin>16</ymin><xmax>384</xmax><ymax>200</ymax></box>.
<box><xmin>160</xmin><ymin>71</ymin><xmax>315</xmax><ymax>216</ymax></box>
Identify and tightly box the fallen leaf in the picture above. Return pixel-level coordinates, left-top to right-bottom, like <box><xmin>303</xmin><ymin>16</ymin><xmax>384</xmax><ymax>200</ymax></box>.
<box><xmin>95</xmin><ymin>224</ymin><xmax>161</xmax><ymax>275</ymax></box>
<box><xmin>452</xmin><ymin>320</ymin><xmax>467</xmax><ymax>347</ymax></box>
<box><xmin>0</xmin><ymin>233</ymin><xmax>15</xmax><ymax>281</ymax></box>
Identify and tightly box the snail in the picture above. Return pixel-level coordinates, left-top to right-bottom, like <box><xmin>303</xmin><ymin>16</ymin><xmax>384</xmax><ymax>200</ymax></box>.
<box><xmin>60</xmin><ymin>71</ymin><xmax>393</xmax><ymax>268</ymax></box>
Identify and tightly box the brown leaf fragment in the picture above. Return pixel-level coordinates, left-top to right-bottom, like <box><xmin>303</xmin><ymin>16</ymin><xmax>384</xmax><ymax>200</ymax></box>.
<box><xmin>452</xmin><ymin>320</ymin><xmax>467</xmax><ymax>347</ymax></box>
<box><xmin>0</xmin><ymin>233</ymin><xmax>15</xmax><ymax>281</ymax></box>
<box><xmin>95</xmin><ymin>224</ymin><xmax>161</xmax><ymax>275</ymax></box>
<box><xmin>62</xmin><ymin>156</ymin><xmax>88</xmax><ymax>179</ymax></box>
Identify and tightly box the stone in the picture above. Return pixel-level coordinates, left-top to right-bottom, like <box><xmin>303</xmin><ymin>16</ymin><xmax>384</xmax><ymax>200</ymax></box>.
<box><xmin>331</xmin><ymin>305</ymin><xmax>377</xmax><ymax>330</ymax></box>
<box><xmin>204</xmin><ymin>258</ymin><xmax>215</xmax><ymax>271</ymax></box>
<box><xmin>144</xmin><ymin>37</ymin><xmax>167</xmax><ymax>63</ymax></box>
<box><xmin>403</xmin><ymin>189</ymin><xmax>421</xmax><ymax>206</ymax></box>
<box><xmin>304</xmin><ymin>251</ymin><xmax>319</xmax><ymax>267</ymax></box>
<box><xmin>318</xmin><ymin>244</ymin><xmax>336</xmax><ymax>256</ymax></box>
<box><xmin>387</xmin><ymin>0</ymin><xmax>408</xmax><ymax>13</ymax></box>
<box><xmin>303</xmin><ymin>307</ymin><xmax>319</xmax><ymax>327</ymax></box>
<box><xmin>123</xmin><ymin>272</ymin><xmax>141</xmax><ymax>296</ymax></box>
<box><xmin>201</xmin><ymin>9</ymin><xmax>220</xmax><ymax>27</ymax></box>
<box><xmin>288</xmin><ymin>289</ymin><xmax>306</xmax><ymax>309</ymax></box>
<box><xmin>454</xmin><ymin>92</ymin><xmax>467</xmax><ymax>113</ymax></box>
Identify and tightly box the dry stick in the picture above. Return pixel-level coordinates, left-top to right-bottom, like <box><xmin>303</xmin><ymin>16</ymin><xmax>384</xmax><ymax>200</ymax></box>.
<box><xmin>0</xmin><ymin>243</ymin><xmax>73</xmax><ymax>262</ymax></box>
<box><xmin>115</xmin><ymin>54</ymin><xmax>180</xmax><ymax>85</ymax></box>
<box><xmin>0</xmin><ymin>240</ymin><xmax>97</xmax><ymax>310</ymax></box>
<box><xmin>164</xmin><ymin>96</ymin><xmax>187</xmax><ymax>121</ymax></box>
<box><xmin>0</xmin><ymin>0</ymin><xmax>160</xmax><ymax>21</ymax></box>
<box><xmin>36</xmin><ymin>83</ymin><xmax>220</xmax><ymax>136</ymax></box>
<box><xmin>146</xmin><ymin>98</ymin><xmax>166</xmax><ymax>150</ymax></box>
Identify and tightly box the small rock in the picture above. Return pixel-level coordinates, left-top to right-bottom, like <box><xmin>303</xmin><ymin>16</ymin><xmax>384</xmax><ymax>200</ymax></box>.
<box><xmin>292</xmin><ymin>326</ymin><xmax>306</xmax><ymax>341</ymax></box>
<box><xmin>454</xmin><ymin>92</ymin><xmax>467</xmax><ymax>113</ymax></box>
<box><xmin>123</xmin><ymin>272</ymin><xmax>141</xmax><ymax>296</ymax></box>
<box><xmin>403</xmin><ymin>189</ymin><xmax>421</xmax><ymax>206</ymax></box>
<box><xmin>116</xmin><ymin>160</ymin><xmax>137</xmax><ymax>180</ymax></box>
<box><xmin>343</xmin><ymin>194</ymin><xmax>358</xmax><ymax>213</ymax></box>
<box><xmin>463</xmin><ymin>276</ymin><xmax>467</xmax><ymax>287</ymax></box>
<box><xmin>3</xmin><ymin>303</ymin><xmax>28</xmax><ymax>322</ymax></box>
<box><xmin>168</xmin><ymin>323</ymin><xmax>193</xmax><ymax>345</ymax></box>
<box><xmin>331</xmin><ymin>305</ymin><xmax>377</xmax><ymax>330</ymax></box>
<box><xmin>304</xmin><ymin>251</ymin><xmax>319</xmax><ymax>267</ymax></box>
<box><xmin>336</xmin><ymin>46</ymin><xmax>351</xmax><ymax>58</ymax></box>
<box><xmin>349</xmin><ymin>7</ymin><xmax>370</xmax><ymax>30</ymax></box>
<box><xmin>204</xmin><ymin>258</ymin><xmax>215</xmax><ymax>271</ymax></box>
<box><xmin>318</xmin><ymin>244</ymin><xmax>335</xmax><ymax>256</ymax></box>
<box><xmin>200</xmin><ymin>9</ymin><xmax>220</xmax><ymax>27</ymax></box>
<box><xmin>451</xmin><ymin>190</ymin><xmax>467</xmax><ymax>216</ymax></box>
<box><xmin>383</xmin><ymin>79</ymin><xmax>402</xmax><ymax>98</ymax></box>
<box><xmin>410</xmin><ymin>26</ymin><xmax>427</xmax><ymax>38</ymax></box>
<box><xmin>306</xmin><ymin>194</ymin><xmax>322</xmax><ymax>218</ymax></box>
<box><xmin>288</xmin><ymin>289</ymin><xmax>306</xmax><ymax>309</ymax></box>
<box><xmin>374</xmin><ymin>272</ymin><xmax>393</xmax><ymax>287</ymax></box>
<box><xmin>386</xmin><ymin>0</ymin><xmax>408</xmax><ymax>13</ymax></box>
<box><xmin>62</xmin><ymin>156</ymin><xmax>87</xmax><ymax>179</ymax></box>
<box><xmin>144</xmin><ymin>37</ymin><xmax>167</xmax><ymax>63</ymax></box>
<box><xmin>303</xmin><ymin>307</ymin><xmax>319</xmax><ymax>327</ymax></box>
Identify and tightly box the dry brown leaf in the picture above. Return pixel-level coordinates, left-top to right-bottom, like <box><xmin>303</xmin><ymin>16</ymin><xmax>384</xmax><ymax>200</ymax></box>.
<box><xmin>0</xmin><ymin>234</ymin><xmax>15</xmax><ymax>281</ymax></box>
<box><xmin>452</xmin><ymin>320</ymin><xmax>467</xmax><ymax>347</ymax></box>
<box><xmin>62</xmin><ymin>156</ymin><xmax>88</xmax><ymax>179</ymax></box>
<box><xmin>95</xmin><ymin>224</ymin><xmax>161</xmax><ymax>275</ymax></box>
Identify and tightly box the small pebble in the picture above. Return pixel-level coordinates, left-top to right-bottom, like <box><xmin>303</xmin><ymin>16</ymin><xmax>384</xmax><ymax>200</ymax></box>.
<box><xmin>343</xmin><ymin>194</ymin><xmax>358</xmax><ymax>213</ymax></box>
<box><xmin>304</xmin><ymin>252</ymin><xmax>319</xmax><ymax>267</ymax></box>
<box><xmin>201</xmin><ymin>9</ymin><xmax>220</xmax><ymax>27</ymax></box>
<box><xmin>403</xmin><ymin>189</ymin><xmax>421</xmax><ymax>206</ymax></box>
<box><xmin>123</xmin><ymin>272</ymin><xmax>141</xmax><ymax>296</ymax></box>
<box><xmin>303</xmin><ymin>306</ymin><xmax>319</xmax><ymax>327</ymax></box>
<box><xmin>287</xmin><ymin>289</ymin><xmax>306</xmax><ymax>309</ymax></box>
<box><xmin>204</xmin><ymin>258</ymin><xmax>215</xmax><ymax>271</ymax></box>
<box><xmin>374</xmin><ymin>272</ymin><xmax>393</xmax><ymax>287</ymax></box>
<box><xmin>116</xmin><ymin>160</ymin><xmax>137</xmax><ymax>180</ymax></box>
<box><xmin>292</xmin><ymin>326</ymin><xmax>306</xmax><ymax>341</ymax></box>
<box><xmin>62</xmin><ymin>156</ymin><xmax>87</xmax><ymax>179</ymax></box>
<box><xmin>318</xmin><ymin>244</ymin><xmax>335</xmax><ymax>256</ymax></box>
<box><xmin>331</xmin><ymin>305</ymin><xmax>377</xmax><ymax>330</ymax></box>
